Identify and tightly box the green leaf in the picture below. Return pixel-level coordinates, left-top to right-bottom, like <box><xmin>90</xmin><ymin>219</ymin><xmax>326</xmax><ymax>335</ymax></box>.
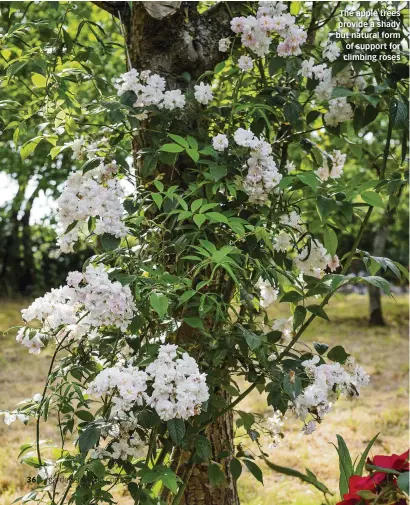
<box><xmin>193</xmin><ymin>214</ymin><xmax>207</xmax><ymax>228</ymax></box>
<box><xmin>243</xmin><ymin>329</ymin><xmax>262</xmax><ymax>351</ymax></box>
<box><xmin>283</xmin><ymin>374</ymin><xmax>302</xmax><ymax>399</ymax></box>
<box><xmin>87</xmin><ymin>459</ymin><xmax>105</xmax><ymax>478</ymax></box>
<box><xmin>194</xmin><ymin>436</ymin><xmax>212</xmax><ymax>461</ymax></box>
<box><xmin>199</xmin><ymin>203</ymin><xmax>219</xmax><ymax>213</ymax></box>
<box><xmin>361</xmin><ymin>276</ymin><xmax>391</xmax><ymax>295</ymax></box>
<box><xmin>327</xmin><ymin>345</ymin><xmax>349</xmax><ymax>364</ymax></box>
<box><xmin>317</xmin><ymin>195</ymin><xmax>337</xmax><ymax>221</ymax></box>
<box><xmin>264</xmin><ymin>459</ymin><xmax>331</xmax><ymax>494</ymax></box>
<box><xmin>79</xmin><ymin>426</ymin><xmax>101</xmax><ymax>454</ymax></box>
<box><xmin>313</xmin><ymin>342</ymin><xmax>329</xmax><ymax>355</ymax></box>
<box><xmin>6</xmin><ymin>60</ymin><xmax>28</xmax><ymax>77</ymax></box>
<box><xmin>230</xmin><ymin>458</ymin><xmax>242</xmax><ymax>481</ymax></box>
<box><xmin>142</xmin><ymin>153</ymin><xmax>157</xmax><ymax>176</ymax></box>
<box><xmin>149</xmin><ymin>293</ymin><xmax>169</xmax><ymax>319</ymax></box>
<box><xmin>186</xmin><ymin>148</ymin><xmax>199</xmax><ymax>162</ymax></box>
<box><xmin>209</xmin><ymin>164</ymin><xmax>227</xmax><ymax>181</ymax></box>
<box><xmin>82</xmin><ymin>158</ymin><xmax>102</xmax><ymax>173</ymax></box>
<box><xmin>167</xmin><ymin>419</ymin><xmax>185</xmax><ymax>445</ymax></box>
<box><xmin>20</xmin><ymin>137</ymin><xmax>42</xmax><ymax>161</ymax></box>
<box><xmin>191</xmin><ymin>199</ymin><xmax>203</xmax><ymax>213</ymax></box>
<box><xmin>297</xmin><ymin>173</ymin><xmax>318</xmax><ymax>191</ymax></box>
<box><xmin>178</xmin><ymin>210</ymin><xmax>193</xmax><ymax>221</ymax></box>
<box><xmin>158</xmin><ymin>468</ymin><xmax>179</xmax><ymax>494</ymax></box>
<box><xmin>361</xmin><ymin>191</ymin><xmax>384</xmax><ymax>208</ymax></box>
<box><xmin>206</xmin><ymin>212</ymin><xmax>229</xmax><ymax>224</ymax></box>
<box><xmin>50</xmin><ymin>145</ymin><xmax>64</xmax><ymax>159</ymax></box>
<box><xmin>306</xmin><ymin>304</ymin><xmax>329</xmax><ymax>321</ymax></box>
<box><xmin>214</xmin><ymin>61</ymin><xmax>225</xmax><ymax>74</ymax></box>
<box><xmin>397</xmin><ymin>472</ymin><xmax>410</xmax><ymax>495</ymax></box>
<box><xmin>31</xmin><ymin>73</ymin><xmax>47</xmax><ymax>88</ymax></box>
<box><xmin>366</xmin><ymin>464</ymin><xmax>401</xmax><ymax>475</ymax></box>
<box><xmin>152</xmin><ymin>193</ymin><xmax>163</xmax><ymax>209</ymax></box>
<box><xmin>183</xmin><ymin>317</ymin><xmax>204</xmax><ymax>330</ymax></box>
<box><xmin>293</xmin><ymin>305</ymin><xmax>306</xmax><ymax>330</ymax></box>
<box><xmin>208</xmin><ymin>463</ymin><xmax>226</xmax><ymax>487</ymax></box>
<box><xmin>280</xmin><ymin>291</ymin><xmax>303</xmax><ymax>303</ymax></box>
<box><xmin>324</xmin><ymin>227</ymin><xmax>338</xmax><ymax>257</ymax></box>
<box><xmin>284</xmin><ymin>102</ymin><xmax>300</xmax><ymax>126</ymax></box>
<box><xmin>355</xmin><ymin>433</ymin><xmax>379</xmax><ymax>476</ymax></box>
<box><xmin>243</xmin><ymin>459</ymin><xmax>263</xmax><ymax>484</ymax></box>
<box><xmin>334</xmin><ymin>434</ymin><xmax>354</xmax><ymax>497</ymax></box>
<box><xmin>178</xmin><ymin>289</ymin><xmax>196</xmax><ymax>305</ymax></box>
<box><xmin>75</xmin><ymin>410</ymin><xmax>94</xmax><ymax>422</ymax></box>
<box><xmin>331</xmin><ymin>87</ymin><xmax>354</xmax><ymax>98</ymax></box>
<box><xmin>187</xmin><ymin>136</ymin><xmax>198</xmax><ymax>150</ymax></box>
<box><xmin>306</xmin><ymin>110</ymin><xmax>320</xmax><ymax>125</ymax></box>
<box><xmin>390</xmin><ymin>99</ymin><xmax>408</xmax><ymax>130</ymax></box>
<box><xmin>154</xmin><ymin>180</ymin><xmax>164</xmax><ymax>192</ymax></box>
<box><xmin>160</xmin><ymin>143</ymin><xmax>185</xmax><ymax>153</ymax></box>
<box><xmin>168</xmin><ymin>134</ymin><xmax>189</xmax><ymax>148</ymax></box>
<box><xmin>357</xmin><ymin>490</ymin><xmax>378</xmax><ymax>500</ymax></box>
<box><xmin>101</xmin><ymin>233</ymin><xmax>121</xmax><ymax>251</ymax></box>
<box><xmin>290</xmin><ymin>1</ymin><xmax>301</xmax><ymax>15</ymax></box>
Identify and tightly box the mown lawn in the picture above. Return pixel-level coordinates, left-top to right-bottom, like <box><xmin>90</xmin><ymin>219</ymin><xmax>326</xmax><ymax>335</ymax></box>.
<box><xmin>0</xmin><ymin>294</ymin><xmax>408</xmax><ymax>505</ymax></box>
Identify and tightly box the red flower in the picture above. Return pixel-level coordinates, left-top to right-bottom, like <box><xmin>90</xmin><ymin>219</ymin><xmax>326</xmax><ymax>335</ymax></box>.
<box><xmin>372</xmin><ymin>450</ymin><xmax>409</xmax><ymax>472</ymax></box>
<box><xmin>336</xmin><ymin>473</ymin><xmax>386</xmax><ymax>504</ymax></box>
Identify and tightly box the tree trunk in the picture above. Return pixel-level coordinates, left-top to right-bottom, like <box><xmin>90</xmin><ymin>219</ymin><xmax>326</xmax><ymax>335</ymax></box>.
<box><xmin>179</xmin><ymin>400</ymin><xmax>239</xmax><ymax>505</ymax></box>
<box><xmin>368</xmin><ymin>220</ymin><xmax>389</xmax><ymax>326</ymax></box>
<box><xmin>121</xmin><ymin>2</ymin><xmax>240</xmax><ymax>503</ymax></box>
<box><xmin>19</xmin><ymin>184</ymin><xmax>41</xmax><ymax>293</ymax></box>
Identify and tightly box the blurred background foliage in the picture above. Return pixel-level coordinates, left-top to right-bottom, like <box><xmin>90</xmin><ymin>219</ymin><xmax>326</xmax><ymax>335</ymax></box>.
<box><xmin>0</xmin><ymin>0</ymin><xmax>408</xmax><ymax>313</ymax></box>
<box><xmin>0</xmin><ymin>1</ymin><xmax>126</xmax><ymax>295</ymax></box>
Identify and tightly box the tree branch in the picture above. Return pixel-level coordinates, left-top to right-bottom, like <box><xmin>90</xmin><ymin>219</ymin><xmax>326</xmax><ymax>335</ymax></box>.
<box><xmin>92</xmin><ymin>1</ymin><xmax>130</xmax><ymax>19</ymax></box>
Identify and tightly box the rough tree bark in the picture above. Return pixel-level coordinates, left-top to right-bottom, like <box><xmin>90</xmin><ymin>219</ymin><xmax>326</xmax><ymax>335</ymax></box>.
<box><xmin>94</xmin><ymin>2</ymin><xmax>240</xmax><ymax>504</ymax></box>
<box><xmin>368</xmin><ymin>228</ymin><xmax>387</xmax><ymax>326</ymax></box>
<box><xmin>368</xmin><ymin>210</ymin><xmax>394</xmax><ymax>326</ymax></box>
<box><xmin>369</xmin><ymin>210</ymin><xmax>394</xmax><ymax>326</ymax></box>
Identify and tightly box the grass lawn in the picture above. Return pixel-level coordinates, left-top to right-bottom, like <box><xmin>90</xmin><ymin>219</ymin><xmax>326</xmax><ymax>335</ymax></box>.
<box><xmin>0</xmin><ymin>294</ymin><xmax>408</xmax><ymax>505</ymax></box>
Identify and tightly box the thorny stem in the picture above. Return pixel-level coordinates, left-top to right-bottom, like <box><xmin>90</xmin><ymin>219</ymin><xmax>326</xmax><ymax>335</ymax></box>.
<box><xmin>171</xmin><ymin>460</ymin><xmax>195</xmax><ymax>505</ymax></box>
<box><xmin>36</xmin><ymin>334</ymin><xmax>70</xmax><ymax>467</ymax></box>
<box><xmin>36</xmin><ymin>312</ymin><xmax>89</xmax><ymax>466</ymax></box>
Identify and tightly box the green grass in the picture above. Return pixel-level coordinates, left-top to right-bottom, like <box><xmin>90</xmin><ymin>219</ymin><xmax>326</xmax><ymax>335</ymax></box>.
<box><xmin>0</xmin><ymin>294</ymin><xmax>408</xmax><ymax>505</ymax></box>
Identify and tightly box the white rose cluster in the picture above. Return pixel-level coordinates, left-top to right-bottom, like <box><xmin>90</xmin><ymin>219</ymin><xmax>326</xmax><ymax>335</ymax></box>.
<box><xmin>17</xmin><ymin>265</ymin><xmax>136</xmax><ymax>354</ymax></box>
<box><xmin>299</xmin><ymin>56</ymin><xmax>366</xmax><ymax>126</ymax></box>
<box><xmin>295</xmin><ymin>240</ymin><xmax>339</xmax><ymax>279</ymax></box>
<box><xmin>270</xmin><ymin>316</ymin><xmax>294</xmax><ymax>344</ymax></box>
<box><xmin>292</xmin><ymin>355</ymin><xmax>370</xmax><ymax>434</ymax></box>
<box><xmin>316</xmin><ymin>149</ymin><xmax>346</xmax><ymax>181</ymax></box>
<box><xmin>194</xmin><ymin>82</ymin><xmax>214</xmax><ymax>105</ymax></box>
<box><xmin>230</xmin><ymin>1</ymin><xmax>306</xmax><ymax>58</ymax></box>
<box><xmin>234</xmin><ymin>128</ymin><xmax>282</xmax><ymax>204</ymax></box>
<box><xmin>91</xmin><ymin>433</ymin><xmax>144</xmax><ymax>462</ymax></box>
<box><xmin>87</xmin><ymin>365</ymin><xmax>148</xmax><ymax>413</ymax></box>
<box><xmin>324</xmin><ymin>97</ymin><xmax>354</xmax><ymax>127</ymax></box>
<box><xmin>257</xmin><ymin>277</ymin><xmax>278</xmax><ymax>308</ymax></box>
<box><xmin>323</xmin><ymin>41</ymin><xmax>341</xmax><ymax>62</ymax></box>
<box><xmin>212</xmin><ymin>133</ymin><xmax>229</xmax><ymax>152</ymax></box>
<box><xmin>87</xmin><ymin>344</ymin><xmax>209</xmax><ymax>422</ymax></box>
<box><xmin>57</xmin><ymin>168</ymin><xmax>128</xmax><ymax>253</ymax></box>
<box><xmin>266</xmin><ymin>410</ymin><xmax>285</xmax><ymax>448</ymax></box>
<box><xmin>115</xmin><ymin>68</ymin><xmax>186</xmax><ymax>110</ymax></box>
<box><xmin>272</xmin><ymin>210</ymin><xmax>339</xmax><ymax>279</ymax></box>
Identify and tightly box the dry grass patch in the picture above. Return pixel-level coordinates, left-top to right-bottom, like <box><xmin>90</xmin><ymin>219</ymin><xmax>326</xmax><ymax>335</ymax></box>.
<box><xmin>0</xmin><ymin>294</ymin><xmax>408</xmax><ymax>505</ymax></box>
